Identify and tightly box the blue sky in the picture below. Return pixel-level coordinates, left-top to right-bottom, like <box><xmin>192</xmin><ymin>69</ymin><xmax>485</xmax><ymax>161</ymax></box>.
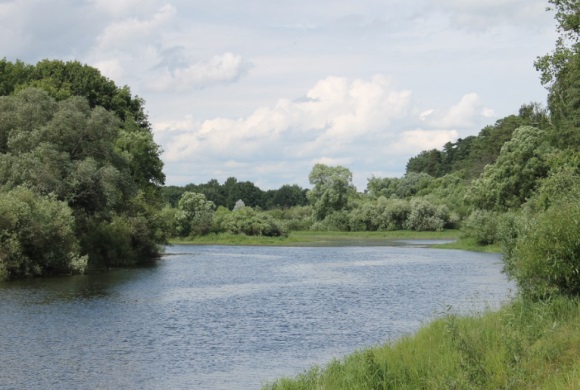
<box><xmin>0</xmin><ymin>0</ymin><xmax>557</xmax><ymax>190</ymax></box>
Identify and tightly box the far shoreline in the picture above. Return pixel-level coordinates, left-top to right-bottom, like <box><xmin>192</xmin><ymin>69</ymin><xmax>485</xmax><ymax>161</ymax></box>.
<box><xmin>167</xmin><ymin>230</ymin><xmax>500</xmax><ymax>253</ymax></box>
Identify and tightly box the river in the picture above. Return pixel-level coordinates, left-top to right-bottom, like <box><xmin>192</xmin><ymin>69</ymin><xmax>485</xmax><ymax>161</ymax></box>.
<box><xmin>0</xmin><ymin>243</ymin><xmax>513</xmax><ymax>389</ymax></box>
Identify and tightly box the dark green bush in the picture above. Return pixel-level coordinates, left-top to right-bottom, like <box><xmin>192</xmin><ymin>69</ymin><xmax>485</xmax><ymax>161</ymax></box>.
<box><xmin>0</xmin><ymin>187</ymin><xmax>86</xmax><ymax>279</ymax></box>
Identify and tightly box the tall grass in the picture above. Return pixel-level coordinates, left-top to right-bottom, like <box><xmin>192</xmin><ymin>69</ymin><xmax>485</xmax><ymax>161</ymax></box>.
<box><xmin>263</xmin><ymin>296</ymin><xmax>580</xmax><ymax>389</ymax></box>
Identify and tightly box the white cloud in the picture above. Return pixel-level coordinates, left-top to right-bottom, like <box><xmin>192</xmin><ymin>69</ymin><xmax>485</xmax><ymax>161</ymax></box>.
<box><xmin>420</xmin><ymin>93</ymin><xmax>495</xmax><ymax>129</ymax></box>
<box><xmin>95</xmin><ymin>4</ymin><xmax>176</xmax><ymax>51</ymax></box>
<box><xmin>90</xmin><ymin>0</ymin><xmax>159</xmax><ymax>17</ymax></box>
<box><xmin>156</xmin><ymin>75</ymin><xmax>413</xmax><ymax>164</ymax></box>
<box><xmin>394</xmin><ymin>129</ymin><xmax>459</xmax><ymax>155</ymax></box>
<box><xmin>145</xmin><ymin>53</ymin><xmax>252</xmax><ymax>92</ymax></box>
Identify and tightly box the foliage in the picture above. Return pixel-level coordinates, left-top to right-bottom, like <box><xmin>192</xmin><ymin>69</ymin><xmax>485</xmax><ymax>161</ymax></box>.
<box><xmin>366</xmin><ymin>172</ymin><xmax>433</xmax><ymax>199</ymax></box>
<box><xmin>162</xmin><ymin>179</ymin><xmax>308</xmax><ymax>210</ymax></box>
<box><xmin>0</xmin><ymin>187</ymin><xmax>86</xmax><ymax>279</ymax></box>
<box><xmin>217</xmin><ymin>206</ymin><xmax>288</xmax><ymax>237</ymax></box>
<box><xmin>307</xmin><ymin>163</ymin><xmax>356</xmax><ymax>220</ymax></box>
<box><xmin>461</xmin><ymin>209</ymin><xmax>500</xmax><ymax>245</ymax></box>
<box><xmin>466</xmin><ymin>126</ymin><xmax>551</xmax><ymax>211</ymax></box>
<box><xmin>0</xmin><ymin>59</ymin><xmax>167</xmax><ymax>278</ymax></box>
<box><xmin>405</xmin><ymin>105</ymin><xmax>549</xmax><ymax>180</ymax></box>
<box><xmin>265</xmin><ymin>296</ymin><xmax>580</xmax><ymax>390</ymax></box>
<box><xmin>404</xmin><ymin>198</ymin><xmax>449</xmax><ymax>232</ymax></box>
<box><xmin>501</xmin><ymin>163</ymin><xmax>580</xmax><ymax>299</ymax></box>
<box><xmin>175</xmin><ymin>192</ymin><xmax>215</xmax><ymax>237</ymax></box>
<box><xmin>266</xmin><ymin>206</ymin><xmax>313</xmax><ymax>231</ymax></box>
<box><xmin>534</xmin><ymin>0</ymin><xmax>580</xmax><ymax>150</ymax></box>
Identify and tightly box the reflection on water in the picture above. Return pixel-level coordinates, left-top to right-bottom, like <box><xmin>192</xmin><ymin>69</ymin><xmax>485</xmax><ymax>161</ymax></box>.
<box><xmin>0</xmin><ymin>244</ymin><xmax>513</xmax><ymax>390</ymax></box>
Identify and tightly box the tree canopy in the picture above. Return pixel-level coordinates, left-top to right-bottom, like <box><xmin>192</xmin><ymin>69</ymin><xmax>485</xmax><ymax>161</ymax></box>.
<box><xmin>0</xmin><ymin>60</ymin><xmax>166</xmax><ymax>280</ymax></box>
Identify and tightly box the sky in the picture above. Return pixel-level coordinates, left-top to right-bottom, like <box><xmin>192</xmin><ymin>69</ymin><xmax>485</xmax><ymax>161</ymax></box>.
<box><xmin>0</xmin><ymin>0</ymin><xmax>558</xmax><ymax>190</ymax></box>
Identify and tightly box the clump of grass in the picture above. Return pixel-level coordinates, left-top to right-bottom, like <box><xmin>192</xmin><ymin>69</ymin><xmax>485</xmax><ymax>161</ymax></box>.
<box><xmin>263</xmin><ymin>296</ymin><xmax>580</xmax><ymax>389</ymax></box>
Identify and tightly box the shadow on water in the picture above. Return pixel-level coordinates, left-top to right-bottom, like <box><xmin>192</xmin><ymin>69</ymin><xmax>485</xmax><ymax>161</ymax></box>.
<box><xmin>0</xmin><ymin>264</ymin><xmax>159</xmax><ymax>304</ymax></box>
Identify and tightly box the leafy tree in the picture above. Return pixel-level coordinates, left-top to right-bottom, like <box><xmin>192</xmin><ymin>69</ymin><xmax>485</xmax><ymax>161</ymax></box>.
<box><xmin>535</xmin><ymin>0</ymin><xmax>580</xmax><ymax>149</ymax></box>
<box><xmin>366</xmin><ymin>172</ymin><xmax>433</xmax><ymax>199</ymax></box>
<box><xmin>0</xmin><ymin>187</ymin><xmax>86</xmax><ymax>279</ymax></box>
<box><xmin>266</xmin><ymin>184</ymin><xmax>308</xmax><ymax>209</ymax></box>
<box><xmin>175</xmin><ymin>192</ymin><xmax>215</xmax><ymax>237</ymax></box>
<box><xmin>0</xmin><ymin>86</ymin><xmax>165</xmax><ymax>274</ymax></box>
<box><xmin>307</xmin><ymin>163</ymin><xmax>356</xmax><ymax>220</ymax></box>
<box><xmin>406</xmin><ymin>149</ymin><xmax>443</xmax><ymax>177</ymax></box>
<box><xmin>467</xmin><ymin>126</ymin><xmax>551</xmax><ymax>211</ymax></box>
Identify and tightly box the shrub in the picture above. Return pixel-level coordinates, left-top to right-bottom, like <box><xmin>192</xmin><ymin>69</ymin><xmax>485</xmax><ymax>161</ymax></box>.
<box><xmin>502</xmin><ymin>198</ymin><xmax>580</xmax><ymax>298</ymax></box>
<box><xmin>376</xmin><ymin>198</ymin><xmax>411</xmax><ymax>231</ymax></box>
<box><xmin>0</xmin><ymin>187</ymin><xmax>86</xmax><ymax>279</ymax></box>
<box><xmin>218</xmin><ymin>207</ymin><xmax>287</xmax><ymax>237</ymax></box>
<box><xmin>311</xmin><ymin>210</ymin><xmax>350</xmax><ymax>231</ymax></box>
<box><xmin>461</xmin><ymin>209</ymin><xmax>499</xmax><ymax>245</ymax></box>
<box><xmin>404</xmin><ymin>198</ymin><xmax>446</xmax><ymax>231</ymax></box>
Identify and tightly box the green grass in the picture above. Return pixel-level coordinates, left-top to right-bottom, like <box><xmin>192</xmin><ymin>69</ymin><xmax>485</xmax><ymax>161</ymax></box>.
<box><xmin>263</xmin><ymin>296</ymin><xmax>580</xmax><ymax>389</ymax></box>
<box><xmin>169</xmin><ymin>230</ymin><xmax>462</xmax><ymax>247</ymax></box>
<box><xmin>431</xmin><ymin>237</ymin><xmax>501</xmax><ymax>253</ymax></box>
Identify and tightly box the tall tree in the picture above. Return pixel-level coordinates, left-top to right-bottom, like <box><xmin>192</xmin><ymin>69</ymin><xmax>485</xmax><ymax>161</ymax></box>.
<box><xmin>307</xmin><ymin>163</ymin><xmax>355</xmax><ymax>220</ymax></box>
<box><xmin>535</xmin><ymin>0</ymin><xmax>580</xmax><ymax>149</ymax></box>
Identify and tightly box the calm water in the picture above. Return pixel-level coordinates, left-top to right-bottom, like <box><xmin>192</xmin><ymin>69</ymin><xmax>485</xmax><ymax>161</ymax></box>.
<box><xmin>0</xmin><ymin>244</ymin><xmax>513</xmax><ymax>389</ymax></box>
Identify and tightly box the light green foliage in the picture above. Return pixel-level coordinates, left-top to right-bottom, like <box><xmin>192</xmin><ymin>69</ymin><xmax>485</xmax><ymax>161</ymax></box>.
<box><xmin>502</xmin><ymin>196</ymin><xmax>580</xmax><ymax>298</ymax></box>
<box><xmin>175</xmin><ymin>192</ymin><xmax>215</xmax><ymax>237</ymax></box>
<box><xmin>404</xmin><ymin>198</ymin><xmax>449</xmax><ymax>231</ymax></box>
<box><xmin>307</xmin><ymin>163</ymin><xmax>356</xmax><ymax>220</ymax></box>
<box><xmin>348</xmin><ymin>197</ymin><xmax>411</xmax><ymax>232</ymax></box>
<box><xmin>311</xmin><ymin>210</ymin><xmax>351</xmax><ymax>231</ymax></box>
<box><xmin>366</xmin><ymin>172</ymin><xmax>433</xmax><ymax>199</ymax></box>
<box><xmin>501</xmin><ymin>153</ymin><xmax>580</xmax><ymax>298</ymax></box>
<box><xmin>217</xmin><ymin>206</ymin><xmax>287</xmax><ymax>237</ymax></box>
<box><xmin>461</xmin><ymin>209</ymin><xmax>500</xmax><ymax>245</ymax></box>
<box><xmin>467</xmin><ymin>126</ymin><xmax>550</xmax><ymax>211</ymax></box>
<box><xmin>266</xmin><ymin>206</ymin><xmax>313</xmax><ymax>231</ymax></box>
<box><xmin>0</xmin><ymin>187</ymin><xmax>86</xmax><ymax>279</ymax></box>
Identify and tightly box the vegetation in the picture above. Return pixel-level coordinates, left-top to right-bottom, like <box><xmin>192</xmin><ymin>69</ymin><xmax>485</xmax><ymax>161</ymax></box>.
<box><xmin>255</xmin><ymin>1</ymin><xmax>580</xmax><ymax>387</ymax></box>
<box><xmin>263</xmin><ymin>296</ymin><xmax>580</xmax><ymax>389</ymax></box>
<box><xmin>4</xmin><ymin>0</ymin><xmax>580</xmax><ymax>386</ymax></box>
<box><xmin>0</xmin><ymin>60</ymin><xmax>166</xmax><ymax>280</ymax></box>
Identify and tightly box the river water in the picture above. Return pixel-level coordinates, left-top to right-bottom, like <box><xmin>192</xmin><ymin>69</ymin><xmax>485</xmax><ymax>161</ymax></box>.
<box><xmin>0</xmin><ymin>243</ymin><xmax>513</xmax><ymax>389</ymax></box>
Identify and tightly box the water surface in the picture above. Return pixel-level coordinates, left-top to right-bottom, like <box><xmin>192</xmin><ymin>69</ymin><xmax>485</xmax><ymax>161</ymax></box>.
<box><xmin>0</xmin><ymin>244</ymin><xmax>513</xmax><ymax>389</ymax></box>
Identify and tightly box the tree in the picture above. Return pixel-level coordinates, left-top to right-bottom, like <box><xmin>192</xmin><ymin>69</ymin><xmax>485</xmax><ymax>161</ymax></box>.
<box><xmin>175</xmin><ymin>192</ymin><xmax>215</xmax><ymax>236</ymax></box>
<box><xmin>307</xmin><ymin>163</ymin><xmax>356</xmax><ymax>220</ymax></box>
<box><xmin>467</xmin><ymin>126</ymin><xmax>551</xmax><ymax>211</ymax></box>
<box><xmin>535</xmin><ymin>0</ymin><xmax>580</xmax><ymax>149</ymax></box>
<box><xmin>0</xmin><ymin>187</ymin><xmax>86</xmax><ymax>279</ymax></box>
<box><xmin>0</xmin><ymin>84</ymin><xmax>166</xmax><ymax>275</ymax></box>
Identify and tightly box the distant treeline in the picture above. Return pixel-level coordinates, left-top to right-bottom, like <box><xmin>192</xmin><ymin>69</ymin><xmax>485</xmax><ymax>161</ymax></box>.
<box><xmin>163</xmin><ymin>179</ymin><xmax>308</xmax><ymax>210</ymax></box>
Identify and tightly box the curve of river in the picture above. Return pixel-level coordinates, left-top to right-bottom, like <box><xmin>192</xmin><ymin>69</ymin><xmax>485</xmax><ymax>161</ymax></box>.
<box><xmin>0</xmin><ymin>243</ymin><xmax>514</xmax><ymax>389</ymax></box>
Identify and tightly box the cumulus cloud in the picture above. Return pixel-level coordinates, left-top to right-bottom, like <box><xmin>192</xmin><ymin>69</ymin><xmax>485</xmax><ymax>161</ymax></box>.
<box><xmin>145</xmin><ymin>53</ymin><xmax>252</xmax><ymax>92</ymax></box>
<box><xmin>95</xmin><ymin>4</ymin><xmax>176</xmax><ymax>51</ymax></box>
<box><xmin>394</xmin><ymin>129</ymin><xmax>459</xmax><ymax>154</ymax></box>
<box><xmin>155</xmin><ymin>75</ymin><xmax>413</xmax><ymax>164</ymax></box>
<box><xmin>153</xmin><ymin>74</ymin><xmax>480</xmax><ymax>188</ymax></box>
<box><xmin>419</xmin><ymin>93</ymin><xmax>495</xmax><ymax>129</ymax></box>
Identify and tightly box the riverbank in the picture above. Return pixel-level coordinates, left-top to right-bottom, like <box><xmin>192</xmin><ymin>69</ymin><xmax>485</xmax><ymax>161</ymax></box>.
<box><xmin>263</xmin><ymin>295</ymin><xmax>580</xmax><ymax>389</ymax></box>
<box><xmin>169</xmin><ymin>230</ymin><xmax>497</xmax><ymax>252</ymax></box>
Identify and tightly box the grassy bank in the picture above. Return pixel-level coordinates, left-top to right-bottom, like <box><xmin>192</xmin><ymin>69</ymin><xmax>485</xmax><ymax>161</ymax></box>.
<box><xmin>263</xmin><ymin>296</ymin><xmax>580</xmax><ymax>389</ymax></box>
<box><xmin>169</xmin><ymin>230</ymin><xmax>463</xmax><ymax>247</ymax></box>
